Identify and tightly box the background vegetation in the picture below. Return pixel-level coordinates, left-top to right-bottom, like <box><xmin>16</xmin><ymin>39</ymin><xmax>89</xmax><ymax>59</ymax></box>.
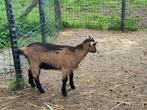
<box><xmin>0</xmin><ymin>0</ymin><xmax>147</xmax><ymax>48</ymax></box>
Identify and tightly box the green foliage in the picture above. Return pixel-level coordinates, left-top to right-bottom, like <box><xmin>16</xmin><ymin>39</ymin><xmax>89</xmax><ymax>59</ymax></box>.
<box><xmin>0</xmin><ymin>25</ymin><xmax>10</xmax><ymax>48</ymax></box>
<box><xmin>9</xmin><ymin>75</ymin><xmax>28</xmax><ymax>90</ymax></box>
<box><xmin>0</xmin><ymin>0</ymin><xmax>147</xmax><ymax>48</ymax></box>
<box><xmin>129</xmin><ymin>0</ymin><xmax>147</xmax><ymax>5</ymax></box>
<box><xmin>125</xmin><ymin>18</ymin><xmax>138</xmax><ymax>31</ymax></box>
<box><xmin>61</xmin><ymin>0</ymin><xmax>143</xmax><ymax>31</ymax></box>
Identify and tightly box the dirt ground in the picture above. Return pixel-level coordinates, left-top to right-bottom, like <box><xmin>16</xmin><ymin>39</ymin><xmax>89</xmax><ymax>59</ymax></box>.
<box><xmin>1</xmin><ymin>29</ymin><xmax>147</xmax><ymax>110</ymax></box>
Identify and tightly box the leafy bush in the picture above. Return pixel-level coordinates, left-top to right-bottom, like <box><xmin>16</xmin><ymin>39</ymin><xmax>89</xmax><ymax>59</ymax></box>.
<box><xmin>0</xmin><ymin>25</ymin><xmax>10</xmax><ymax>48</ymax></box>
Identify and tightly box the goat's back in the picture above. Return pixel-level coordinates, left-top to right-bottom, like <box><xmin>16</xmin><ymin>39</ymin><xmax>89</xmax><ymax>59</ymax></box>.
<box><xmin>27</xmin><ymin>42</ymin><xmax>74</xmax><ymax>52</ymax></box>
<box><xmin>21</xmin><ymin>42</ymin><xmax>77</xmax><ymax>70</ymax></box>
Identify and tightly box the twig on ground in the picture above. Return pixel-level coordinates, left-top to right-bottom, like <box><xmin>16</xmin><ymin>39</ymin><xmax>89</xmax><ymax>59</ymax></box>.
<box><xmin>44</xmin><ymin>102</ymin><xmax>53</xmax><ymax>110</ymax></box>
<box><xmin>110</xmin><ymin>103</ymin><xmax>122</xmax><ymax>110</ymax></box>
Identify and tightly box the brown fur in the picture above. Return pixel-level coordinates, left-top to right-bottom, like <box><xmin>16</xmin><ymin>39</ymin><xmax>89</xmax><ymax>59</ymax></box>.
<box><xmin>19</xmin><ymin>36</ymin><xmax>97</xmax><ymax>96</ymax></box>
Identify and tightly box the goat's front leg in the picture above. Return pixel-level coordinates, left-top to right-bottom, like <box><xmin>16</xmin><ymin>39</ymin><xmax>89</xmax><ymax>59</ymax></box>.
<box><xmin>61</xmin><ymin>72</ymin><xmax>68</xmax><ymax>96</ymax></box>
<box><xmin>34</xmin><ymin>76</ymin><xmax>45</xmax><ymax>93</ymax></box>
<box><xmin>69</xmin><ymin>71</ymin><xmax>75</xmax><ymax>89</ymax></box>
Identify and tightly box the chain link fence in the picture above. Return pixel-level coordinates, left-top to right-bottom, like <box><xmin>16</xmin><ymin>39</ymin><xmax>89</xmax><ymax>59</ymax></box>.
<box><xmin>61</xmin><ymin>0</ymin><xmax>147</xmax><ymax>31</ymax></box>
<box><xmin>0</xmin><ymin>0</ymin><xmax>61</xmax><ymax>88</ymax></box>
<box><xmin>0</xmin><ymin>0</ymin><xmax>147</xmax><ymax>88</ymax></box>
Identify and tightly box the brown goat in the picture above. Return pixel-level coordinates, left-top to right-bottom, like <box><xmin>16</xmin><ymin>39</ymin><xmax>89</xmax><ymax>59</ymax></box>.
<box><xmin>19</xmin><ymin>36</ymin><xmax>97</xmax><ymax>96</ymax></box>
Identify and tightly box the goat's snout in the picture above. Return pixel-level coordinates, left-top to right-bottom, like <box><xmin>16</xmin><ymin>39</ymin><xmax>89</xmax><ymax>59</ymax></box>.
<box><xmin>89</xmin><ymin>41</ymin><xmax>97</xmax><ymax>53</ymax></box>
<box><xmin>91</xmin><ymin>47</ymin><xmax>97</xmax><ymax>53</ymax></box>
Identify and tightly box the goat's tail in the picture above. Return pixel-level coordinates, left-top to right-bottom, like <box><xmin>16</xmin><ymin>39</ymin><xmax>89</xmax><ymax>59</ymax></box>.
<box><xmin>17</xmin><ymin>47</ymin><xmax>31</xmax><ymax>65</ymax></box>
<box><xmin>17</xmin><ymin>47</ymin><xmax>27</xmax><ymax>55</ymax></box>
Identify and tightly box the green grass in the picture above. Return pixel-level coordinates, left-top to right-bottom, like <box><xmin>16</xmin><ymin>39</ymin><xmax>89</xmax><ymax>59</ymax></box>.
<box><xmin>9</xmin><ymin>75</ymin><xmax>29</xmax><ymax>90</ymax></box>
<box><xmin>130</xmin><ymin>0</ymin><xmax>147</xmax><ymax>5</ymax></box>
<box><xmin>0</xmin><ymin>0</ymin><xmax>146</xmax><ymax>90</ymax></box>
<box><xmin>0</xmin><ymin>0</ymin><xmax>147</xmax><ymax>48</ymax></box>
<box><xmin>0</xmin><ymin>0</ymin><xmax>57</xmax><ymax>48</ymax></box>
<box><xmin>61</xmin><ymin>0</ymin><xmax>146</xmax><ymax>31</ymax></box>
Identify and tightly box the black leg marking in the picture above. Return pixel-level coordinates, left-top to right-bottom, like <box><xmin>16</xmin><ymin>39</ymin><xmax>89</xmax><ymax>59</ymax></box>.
<box><xmin>69</xmin><ymin>71</ymin><xmax>75</xmax><ymax>89</ymax></box>
<box><xmin>34</xmin><ymin>76</ymin><xmax>45</xmax><ymax>93</ymax></box>
<box><xmin>62</xmin><ymin>76</ymin><xmax>68</xmax><ymax>96</ymax></box>
<box><xmin>28</xmin><ymin>69</ymin><xmax>36</xmax><ymax>88</ymax></box>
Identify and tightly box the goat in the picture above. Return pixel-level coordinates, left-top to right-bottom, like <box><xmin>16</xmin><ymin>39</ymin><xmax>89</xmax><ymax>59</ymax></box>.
<box><xmin>18</xmin><ymin>36</ymin><xmax>97</xmax><ymax>96</ymax></box>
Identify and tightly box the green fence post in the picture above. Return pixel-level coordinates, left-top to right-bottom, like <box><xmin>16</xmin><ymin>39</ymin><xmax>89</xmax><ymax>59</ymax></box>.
<box><xmin>121</xmin><ymin>0</ymin><xmax>126</xmax><ymax>32</ymax></box>
<box><xmin>54</xmin><ymin>0</ymin><xmax>61</xmax><ymax>25</ymax></box>
<box><xmin>5</xmin><ymin>0</ymin><xmax>24</xmax><ymax>89</ymax></box>
<box><xmin>38</xmin><ymin>0</ymin><xmax>46</xmax><ymax>42</ymax></box>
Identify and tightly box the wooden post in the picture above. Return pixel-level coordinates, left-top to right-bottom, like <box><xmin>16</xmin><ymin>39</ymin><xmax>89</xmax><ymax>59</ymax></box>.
<box><xmin>38</xmin><ymin>0</ymin><xmax>46</xmax><ymax>42</ymax></box>
<box><xmin>120</xmin><ymin>0</ymin><xmax>126</xmax><ymax>32</ymax></box>
<box><xmin>5</xmin><ymin>0</ymin><xmax>24</xmax><ymax>89</ymax></box>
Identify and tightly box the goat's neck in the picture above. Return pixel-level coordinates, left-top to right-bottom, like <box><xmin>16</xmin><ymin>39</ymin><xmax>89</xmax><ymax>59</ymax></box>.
<box><xmin>74</xmin><ymin>44</ymin><xmax>88</xmax><ymax>64</ymax></box>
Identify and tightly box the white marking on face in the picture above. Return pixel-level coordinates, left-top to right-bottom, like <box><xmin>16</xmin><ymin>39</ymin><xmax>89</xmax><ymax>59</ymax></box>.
<box><xmin>90</xmin><ymin>41</ymin><xmax>95</xmax><ymax>46</ymax></box>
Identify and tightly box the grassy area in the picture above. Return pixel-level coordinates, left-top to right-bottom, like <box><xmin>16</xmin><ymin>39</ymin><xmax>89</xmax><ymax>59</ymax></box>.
<box><xmin>9</xmin><ymin>75</ymin><xmax>29</xmax><ymax>90</ymax></box>
<box><xmin>0</xmin><ymin>0</ymin><xmax>57</xmax><ymax>48</ymax></box>
<box><xmin>0</xmin><ymin>0</ymin><xmax>147</xmax><ymax>48</ymax></box>
<box><xmin>61</xmin><ymin>0</ymin><xmax>146</xmax><ymax>30</ymax></box>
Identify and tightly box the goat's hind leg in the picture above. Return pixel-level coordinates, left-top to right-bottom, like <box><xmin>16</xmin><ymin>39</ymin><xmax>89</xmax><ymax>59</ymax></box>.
<box><xmin>28</xmin><ymin>69</ymin><xmax>36</xmax><ymax>87</ymax></box>
<box><xmin>69</xmin><ymin>71</ymin><xmax>75</xmax><ymax>89</ymax></box>
<box><xmin>31</xmin><ymin>65</ymin><xmax>45</xmax><ymax>93</ymax></box>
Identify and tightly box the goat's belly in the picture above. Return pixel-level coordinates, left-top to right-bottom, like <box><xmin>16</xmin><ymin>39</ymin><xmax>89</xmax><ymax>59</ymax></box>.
<box><xmin>40</xmin><ymin>63</ymin><xmax>59</xmax><ymax>70</ymax></box>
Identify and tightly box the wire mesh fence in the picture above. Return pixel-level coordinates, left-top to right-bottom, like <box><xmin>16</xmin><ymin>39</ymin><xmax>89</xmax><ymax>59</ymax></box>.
<box><xmin>61</xmin><ymin>0</ymin><xmax>147</xmax><ymax>31</ymax></box>
<box><xmin>0</xmin><ymin>0</ymin><xmax>61</xmax><ymax>88</ymax></box>
<box><xmin>126</xmin><ymin>0</ymin><xmax>147</xmax><ymax>30</ymax></box>
<box><xmin>0</xmin><ymin>0</ymin><xmax>147</xmax><ymax>88</ymax></box>
<box><xmin>13</xmin><ymin>0</ymin><xmax>61</xmax><ymax>46</ymax></box>
<box><xmin>61</xmin><ymin>0</ymin><xmax>121</xmax><ymax>29</ymax></box>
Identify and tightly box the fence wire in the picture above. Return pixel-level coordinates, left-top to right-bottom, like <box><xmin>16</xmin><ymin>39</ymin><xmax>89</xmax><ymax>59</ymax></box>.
<box><xmin>61</xmin><ymin>0</ymin><xmax>147</xmax><ymax>31</ymax></box>
<box><xmin>0</xmin><ymin>0</ymin><xmax>61</xmax><ymax>88</ymax></box>
<box><xmin>0</xmin><ymin>0</ymin><xmax>147</xmax><ymax>88</ymax></box>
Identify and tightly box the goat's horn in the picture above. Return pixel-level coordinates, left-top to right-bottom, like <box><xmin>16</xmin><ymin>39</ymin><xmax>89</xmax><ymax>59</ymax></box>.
<box><xmin>85</xmin><ymin>36</ymin><xmax>89</xmax><ymax>39</ymax></box>
<box><xmin>89</xmin><ymin>36</ymin><xmax>94</xmax><ymax>40</ymax></box>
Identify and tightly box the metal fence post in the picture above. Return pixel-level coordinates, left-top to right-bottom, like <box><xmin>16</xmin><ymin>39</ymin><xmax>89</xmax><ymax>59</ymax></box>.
<box><xmin>5</xmin><ymin>0</ymin><xmax>24</xmax><ymax>89</ymax></box>
<box><xmin>54</xmin><ymin>0</ymin><xmax>61</xmax><ymax>25</ymax></box>
<box><xmin>38</xmin><ymin>0</ymin><xmax>46</xmax><ymax>42</ymax></box>
<box><xmin>120</xmin><ymin>0</ymin><xmax>126</xmax><ymax>32</ymax></box>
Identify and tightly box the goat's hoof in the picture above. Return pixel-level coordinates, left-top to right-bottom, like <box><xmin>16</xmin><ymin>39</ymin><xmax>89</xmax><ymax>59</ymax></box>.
<box><xmin>62</xmin><ymin>90</ymin><xmax>67</xmax><ymax>96</ymax></box>
<box><xmin>62</xmin><ymin>92</ymin><xmax>67</xmax><ymax>97</ymax></box>
<box><xmin>71</xmin><ymin>86</ymin><xmax>76</xmax><ymax>89</ymax></box>
<box><xmin>39</xmin><ymin>89</ymin><xmax>45</xmax><ymax>93</ymax></box>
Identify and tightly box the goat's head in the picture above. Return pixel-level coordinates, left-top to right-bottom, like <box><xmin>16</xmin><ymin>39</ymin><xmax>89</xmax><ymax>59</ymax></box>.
<box><xmin>83</xmin><ymin>36</ymin><xmax>97</xmax><ymax>53</ymax></box>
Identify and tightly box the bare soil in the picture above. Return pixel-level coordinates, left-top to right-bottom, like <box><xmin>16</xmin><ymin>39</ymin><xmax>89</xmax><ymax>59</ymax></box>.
<box><xmin>1</xmin><ymin>29</ymin><xmax>147</xmax><ymax>110</ymax></box>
